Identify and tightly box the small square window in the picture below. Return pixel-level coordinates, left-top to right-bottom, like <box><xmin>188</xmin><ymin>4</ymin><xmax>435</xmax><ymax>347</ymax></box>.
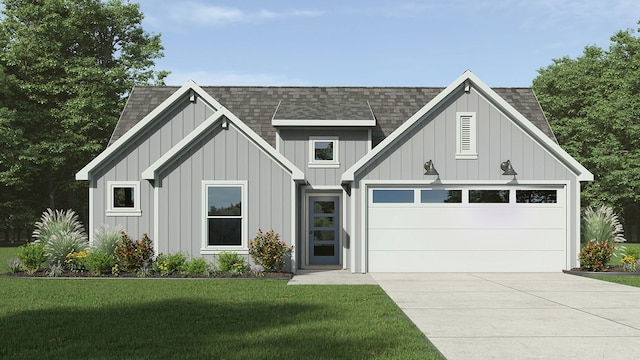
<box><xmin>309</xmin><ymin>137</ymin><xmax>339</xmax><ymax>167</ymax></box>
<box><xmin>107</xmin><ymin>181</ymin><xmax>141</xmax><ymax>216</ymax></box>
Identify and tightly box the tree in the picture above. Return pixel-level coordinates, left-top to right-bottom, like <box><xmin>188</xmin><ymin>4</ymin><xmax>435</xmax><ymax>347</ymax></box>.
<box><xmin>532</xmin><ymin>22</ymin><xmax>640</xmax><ymax>241</ymax></box>
<box><xmin>0</xmin><ymin>0</ymin><xmax>168</xmax><ymax>239</ymax></box>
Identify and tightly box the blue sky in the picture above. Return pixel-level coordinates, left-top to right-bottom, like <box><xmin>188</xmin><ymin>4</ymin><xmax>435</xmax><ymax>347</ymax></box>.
<box><xmin>138</xmin><ymin>0</ymin><xmax>640</xmax><ymax>87</ymax></box>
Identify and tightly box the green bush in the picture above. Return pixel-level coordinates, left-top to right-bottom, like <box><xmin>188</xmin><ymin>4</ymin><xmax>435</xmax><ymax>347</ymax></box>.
<box><xmin>114</xmin><ymin>232</ymin><xmax>154</xmax><ymax>272</ymax></box>
<box><xmin>579</xmin><ymin>240</ymin><xmax>615</xmax><ymax>271</ymax></box>
<box><xmin>93</xmin><ymin>224</ymin><xmax>124</xmax><ymax>255</ymax></box>
<box><xmin>182</xmin><ymin>257</ymin><xmax>210</xmax><ymax>275</ymax></box>
<box><xmin>17</xmin><ymin>242</ymin><xmax>45</xmax><ymax>274</ymax></box>
<box><xmin>32</xmin><ymin>209</ymin><xmax>88</xmax><ymax>266</ymax></box>
<box><xmin>153</xmin><ymin>252</ymin><xmax>188</xmax><ymax>276</ymax></box>
<box><xmin>249</xmin><ymin>228</ymin><xmax>293</xmax><ymax>272</ymax></box>
<box><xmin>84</xmin><ymin>251</ymin><xmax>116</xmax><ymax>275</ymax></box>
<box><xmin>65</xmin><ymin>251</ymin><xmax>88</xmax><ymax>272</ymax></box>
<box><xmin>625</xmin><ymin>246</ymin><xmax>640</xmax><ymax>259</ymax></box>
<box><xmin>216</xmin><ymin>251</ymin><xmax>247</xmax><ymax>272</ymax></box>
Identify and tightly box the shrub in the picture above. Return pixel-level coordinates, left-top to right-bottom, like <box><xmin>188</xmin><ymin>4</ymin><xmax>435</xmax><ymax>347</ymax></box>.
<box><xmin>182</xmin><ymin>257</ymin><xmax>210</xmax><ymax>275</ymax></box>
<box><xmin>114</xmin><ymin>232</ymin><xmax>154</xmax><ymax>272</ymax></box>
<box><xmin>216</xmin><ymin>251</ymin><xmax>247</xmax><ymax>272</ymax></box>
<box><xmin>621</xmin><ymin>255</ymin><xmax>638</xmax><ymax>272</ymax></box>
<box><xmin>625</xmin><ymin>246</ymin><xmax>640</xmax><ymax>259</ymax></box>
<box><xmin>583</xmin><ymin>206</ymin><xmax>625</xmax><ymax>244</ymax></box>
<box><xmin>579</xmin><ymin>240</ymin><xmax>615</xmax><ymax>271</ymax></box>
<box><xmin>249</xmin><ymin>229</ymin><xmax>293</xmax><ymax>272</ymax></box>
<box><xmin>32</xmin><ymin>209</ymin><xmax>88</xmax><ymax>265</ymax></box>
<box><xmin>17</xmin><ymin>242</ymin><xmax>45</xmax><ymax>274</ymax></box>
<box><xmin>93</xmin><ymin>224</ymin><xmax>124</xmax><ymax>255</ymax></box>
<box><xmin>7</xmin><ymin>258</ymin><xmax>21</xmax><ymax>273</ymax></box>
<box><xmin>65</xmin><ymin>251</ymin><xmax>88</xmax><ymax>272</ymax></box>
<box><xmin>153</xmin><ymin>252</ymin><xmax>188</xmax><ymax>276</ymax></box>
<box><xmin>47</xmin><ymin>261</ymin><xmax>64</xmax><ymax>277</ymax></box>
<box><xmin>84</xmin><ymin>251</ymin><xmax>116</xmax><ymax>275</ymax></box>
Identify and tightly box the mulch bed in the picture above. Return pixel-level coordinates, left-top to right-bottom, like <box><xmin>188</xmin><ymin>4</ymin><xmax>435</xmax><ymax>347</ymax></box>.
<box><xmin>1</xmin><ymin>271</ymin><xmax>293</xmax><ymax>279</ymax></box>
<box><xmin>564</xmin><ymin>265</ymin><xmax>640</xmax><ymax>276</ymax></box>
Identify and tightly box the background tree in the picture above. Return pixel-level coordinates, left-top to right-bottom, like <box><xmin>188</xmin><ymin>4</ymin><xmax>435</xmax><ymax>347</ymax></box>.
<box><xmin>533</xmin><ymin>22</ymin><xmax>640</xmax><ymax>242</ymax></box>
<box><xmin>0</xmin><ymin>0</ymin><xmax>168</xmax><ymax>240</ymax></box>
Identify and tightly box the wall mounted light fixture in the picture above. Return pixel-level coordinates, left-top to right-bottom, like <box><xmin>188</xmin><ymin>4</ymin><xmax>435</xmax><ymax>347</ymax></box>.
<box><xmin>501</xmin><ymin>160</ymin><xmax>517</xmax><ymax>176</ymax></box>
<box><xmin>424</xmin><ymin>160</ymin><xmax>439</xmax><ymax>176</ymax></box>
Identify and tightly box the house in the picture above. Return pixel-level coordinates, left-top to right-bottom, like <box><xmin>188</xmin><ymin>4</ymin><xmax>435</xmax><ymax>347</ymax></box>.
<box><xmin>76</xmin><ymin>70</ymin><xmax>593</xmax><ymax>273</ymax></box>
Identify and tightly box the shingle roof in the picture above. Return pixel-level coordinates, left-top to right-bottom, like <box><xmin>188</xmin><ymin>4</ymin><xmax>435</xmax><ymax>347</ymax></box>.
<box><xmin>109</xmin><ymin>86</ymin><xmax>556</xmax><ymax>147</ymax></box>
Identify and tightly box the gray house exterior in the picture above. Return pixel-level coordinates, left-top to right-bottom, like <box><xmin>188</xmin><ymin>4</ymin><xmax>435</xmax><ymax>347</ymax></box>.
<box><xmin>77</xmin><ymin>71</ymin><xmax>593</xmax><ymax>273</ymax></box>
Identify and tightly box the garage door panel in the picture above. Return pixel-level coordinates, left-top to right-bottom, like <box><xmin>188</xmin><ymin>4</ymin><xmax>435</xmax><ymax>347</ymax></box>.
<box><xmin>368</xmin><ymin>250</ymin><xmax>566</xmax><ymax>272</ymax></box>
<box><xmin>369</xmin><ymin>229</ymin><xmax>565</xmax><ymax>251</ymax></box>
<box><xmin>369</xmin><ymin>207</ymin><xmax>565</xmax><ymax>230</ymax></box>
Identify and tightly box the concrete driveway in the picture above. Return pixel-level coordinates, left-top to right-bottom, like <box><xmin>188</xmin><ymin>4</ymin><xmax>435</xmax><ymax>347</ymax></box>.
<box><xmin>371</xmin><ymin>273</ymin><xmax>640</xmax><ymax>360</ymax></box>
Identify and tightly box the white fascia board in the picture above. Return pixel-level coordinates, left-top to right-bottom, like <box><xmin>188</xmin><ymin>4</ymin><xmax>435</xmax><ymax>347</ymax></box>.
<box><xmin>75</xmin><ymin>80</ymin><xmax>223</xmax><ymax>181</ymax></box>
<box><xmin>341</xmin><ymin>70</ymin><xmax>474</xmax><ymax>183</ymax></box>
<box><xmin>465</xmin><ymin>73</ymin><xmax>594</xmax><ymax>182</ymax></box>
<box><xmin>272</xmin><ymin>119</ymin><xmax>376</xmax><ymax>127</ymax></box>
<box><xmin>141</xmin><ymin>107</ymin><xmax>305</xmax><ymax>182</ymax></box>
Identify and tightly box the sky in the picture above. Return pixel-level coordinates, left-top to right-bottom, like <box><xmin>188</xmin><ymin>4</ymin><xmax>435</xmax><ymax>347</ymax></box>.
<box><xmin>135</xmin><ymin>0</ymin><xmax>640</xmax><ymax>87</ymax></box>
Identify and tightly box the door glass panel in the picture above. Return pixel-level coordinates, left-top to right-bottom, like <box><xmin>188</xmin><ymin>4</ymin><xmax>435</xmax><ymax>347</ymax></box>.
<box><xmin>313</xmin><ymin>216</ymin><xmax>334</xmax><ymax>227</ymax></box>
<box><xmin>314</xmin><ymin>244</ymin><xmax>335</xmax><ymax>257</ymax></box>
<box><xmin>420</xmin><ymin>190</ymin><xmax>462</xmax><ymax>203</ymax></box>
<box><xmin>516</xmin><ymin>190</ymin><xmax>557</xmax><ymax>203</ymax></box>
<box><xmin>469</xmin><ymin>190</ymin><xmax>510</xmax><ymax>203</ymax></box>
<box><xmin>372</xmin><ymin>189</ymin><xmax>414</xmax><ymax>203</ymax></box>
<box><xmin>314</xmin><ymin>201</ymin><xmax>335</xmax><ymax>214</ymax></box>
<box><xmin>313</xmin><ymin>230</ymin><xmax>335</xmax><ymax>241</ymax></box>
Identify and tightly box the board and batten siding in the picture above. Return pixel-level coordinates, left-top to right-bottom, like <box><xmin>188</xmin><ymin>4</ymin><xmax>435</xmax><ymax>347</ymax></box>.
<box><xmin>279</xmin><ymin>129</ymin><xmax>369</xmax><ymax>186</ymax></box>
<box><xmin>349</xmin><ymin>87</ymin><xmax>581</xmax><ymax>272</ymax></box>
<box><xmin>155</xmin><ymin>122</ymin><xmax>293</xmax><ymax>263</ymax></box>
<box><xmin>91</xmin><ymin>95</ymin><xmax>216</xmax><ymax>240</ymax></box>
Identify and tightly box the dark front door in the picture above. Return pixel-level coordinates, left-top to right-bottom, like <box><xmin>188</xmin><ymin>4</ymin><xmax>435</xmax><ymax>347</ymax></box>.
<box><xmin>308</xmin><ymin>196</ymin><xmax>340</xmax><ymax>265</ymax></box>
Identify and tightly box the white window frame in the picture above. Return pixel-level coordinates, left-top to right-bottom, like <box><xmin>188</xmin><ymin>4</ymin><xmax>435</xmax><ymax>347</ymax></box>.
<box><xmin>309</xmin><ymin>136</ymin><xmax>340</xmax><ymax>168</ymax></box>
<box><xmin>201</xmin><ymin>180</ymin><xmax>248</xmax><ymax>254</ymax></box>
<box><xmin>456</xmin><ymin>112</ymin><xmax>478</xmax><ymax>159</ymax></box>
<box><xmin>106</xmin><ymin>181</ymin><xmax>141</xmax><ymax>217</ymax></box>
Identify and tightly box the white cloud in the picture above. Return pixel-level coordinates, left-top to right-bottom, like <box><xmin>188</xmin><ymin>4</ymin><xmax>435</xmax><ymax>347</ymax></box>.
<box><xmin>167</xmin><ymin>2</ymin><xmax>324</xmax><ymax>26</ymax></box>
<box><xmin>165</xmin><ymin>70</ymin><xmax>310</xmax><ymax>86</ymax></box>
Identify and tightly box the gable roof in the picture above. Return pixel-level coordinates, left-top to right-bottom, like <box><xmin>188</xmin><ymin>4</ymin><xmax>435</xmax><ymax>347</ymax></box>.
<box><xmin>341</xmin><ymin>70</ymin><xmax>594</xmax><ymax>182</ymax></box>
<box><xmin>76</xmin><ymin>81</ymin><xmax>304</xmax><ymax>181</ymax></box>
<box><xmin>109</xmin><ymin>84</ymin><xmax>556</xmax><ymax>149</ymax></box>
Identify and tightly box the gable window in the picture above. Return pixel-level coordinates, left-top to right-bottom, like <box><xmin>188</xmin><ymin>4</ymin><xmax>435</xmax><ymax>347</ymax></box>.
<box><xmin>456</xmin><ymin>112</ymin><xmax>477</xmax><ymax>159</ymax></box>
<box><xmin>202</xmin><ymin>181</ymin><xmax>247</xmax><ymax>252</ymax></box>
<box><xmin>309</xmin><ymin>136</ymin><xmax>339</xmax><ymax>168</ymax></box>
<box><xmin>107</xmin><ymin>181</ymin><xmax>141</xmax><ymax>216</ymax></box>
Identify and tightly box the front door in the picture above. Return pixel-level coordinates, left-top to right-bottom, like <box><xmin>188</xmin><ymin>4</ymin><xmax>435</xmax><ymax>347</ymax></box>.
<box><xmin>308</xmin><ymin>196</ymin><xmax>340</xmax><ymax>265</ymax></box>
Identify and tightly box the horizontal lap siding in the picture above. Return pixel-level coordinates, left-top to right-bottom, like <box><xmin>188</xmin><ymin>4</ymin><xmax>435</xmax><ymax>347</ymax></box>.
<box><xmin>157</xmin><ymin>123</ymin><xmax>293</xmax><ymax>262</ymax></box>
<box><xmin>92</xmin><ymin>97</ymin><xmax>215</xmax><ymax>241</ymax></box>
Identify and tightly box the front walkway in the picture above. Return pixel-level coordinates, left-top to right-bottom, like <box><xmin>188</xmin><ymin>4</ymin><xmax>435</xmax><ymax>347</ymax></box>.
<box><xmin>288</xmin><ymin>269</ymin><xmax>376</xmax><ymax>285</ymax></box>
<box><xmin>372</xmin><ymin>273</ymin><xmax>640</xmax><ymax>360</ymax></box>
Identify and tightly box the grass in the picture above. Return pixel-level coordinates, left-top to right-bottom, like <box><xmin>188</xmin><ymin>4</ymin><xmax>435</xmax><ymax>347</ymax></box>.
<box><xmin>589</xmin><ymin>275</ymin><xmax>640</xmax><ymax>288</ymax></box>
<box><xmin>0</xmin><ymin>243</ymin><xmax>444</xmax><ymax>360</ymax></box>
<box><xmin>610</xmin><ymin>242</ymin><xmax>640</xmax><ymax>265</ymax></box>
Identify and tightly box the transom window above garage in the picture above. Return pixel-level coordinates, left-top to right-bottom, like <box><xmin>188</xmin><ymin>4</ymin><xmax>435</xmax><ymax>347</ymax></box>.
<box><xmin>370</xmin><ymin>188</ymin><xmax>560</xmax><ymax>206</ymax></box>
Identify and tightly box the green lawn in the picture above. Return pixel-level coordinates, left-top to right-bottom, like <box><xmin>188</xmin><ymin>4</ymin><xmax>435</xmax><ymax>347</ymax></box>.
<box><xmin>610</xmin><ymin>242</ymin><xmax>640</xmax><ymax>265</ymax></box>
<box><xmin>0</xmin><ymin>258</ymin><xmax>444</xmax><ymax>360</ymax></box>
<box><xmin>589</xmin><ymin>275</ymin><xmax>640</xmax><ymax>288</ymax></box>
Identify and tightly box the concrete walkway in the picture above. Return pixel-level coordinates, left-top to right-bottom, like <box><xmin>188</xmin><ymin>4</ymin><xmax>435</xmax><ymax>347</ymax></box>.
<box><xmin>371</xmin><ymin>273</ymin><xmax>640</xmax><ymax>360</ymax></box>
<box><xmin>288</xmin><ymin>269</ymin><xmax>377</xmax><ymax>285</ymax></box>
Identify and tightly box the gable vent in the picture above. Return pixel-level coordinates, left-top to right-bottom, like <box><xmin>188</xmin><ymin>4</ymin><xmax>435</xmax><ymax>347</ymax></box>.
<box><xmin>456</xmin><ymin>112</ymin><xmax>477</xmax><ymax>159</ymax></box>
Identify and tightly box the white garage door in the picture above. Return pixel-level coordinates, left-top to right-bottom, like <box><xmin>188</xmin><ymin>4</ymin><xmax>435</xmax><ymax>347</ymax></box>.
<box><xmin>367</xmin><ymin>186</ymin><xmax>567</xmax><ymax>272</ymax></box>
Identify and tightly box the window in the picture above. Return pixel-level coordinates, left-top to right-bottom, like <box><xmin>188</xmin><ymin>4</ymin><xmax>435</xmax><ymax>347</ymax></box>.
<box><xmin>309</xmin><ymin>136</ymin><xmax>339</xmax><ymax>167</ymax></box>
<box><xmin>456</xmin><ymin>112</ymin><xmax>477</xmax><ymax>159</ymax></box>
<box><xmin>203</xmin><ymin>182</ymin><xmax>247</xmax><ymax>251</ymax></box>
<box><xmin>107</xmin><ymin>181</ymin><xmax>141</xmax><ymax>216</ymax></box>
<box><xmin>516</xmin><ymin>190</ymin><xmax>557</xmax><ymax>203</ymax></box>
<box><xmin>469</xmin><ymin>190</ymin><xmax>510</xmax><ymax>203</ymax></box>
<box><xmin>372</xmin><ymin>189</ymin><xmax>414</xmax><ymax>203</ymax></box>
<box><xmin>421</xmin><ymin>190</ymin><xmax>462</xmax><ymax>203</ymax></box>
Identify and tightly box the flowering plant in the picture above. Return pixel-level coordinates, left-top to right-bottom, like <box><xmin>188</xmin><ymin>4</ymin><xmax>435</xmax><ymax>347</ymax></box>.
<box><xmin>579</xmin><ymin>240</ymin><xmax>615</xmax><ymax>271</ymax></box>
<box><xmin>65</xmin><ymin>251</ymin><xmax>88</xmax><ymax>272</ymax></box>
<box><xmin>621</xmin><ymin>255</ymin><xmax>638</xmax><ymax>272</ymax></box>
<box><xmin>114</xmin><ymin>232</ymin><xmax>154</xmax><ymax>272</ymax></box>
<box><xmin>249</xmin><ymin>229</ymin><xmax>292</xmax><ymax>272</ymax></box>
